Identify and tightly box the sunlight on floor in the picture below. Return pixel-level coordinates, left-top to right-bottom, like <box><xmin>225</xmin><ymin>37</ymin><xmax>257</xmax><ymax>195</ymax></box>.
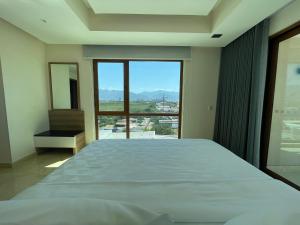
<box><xmin>45</xmin><ymin>158</ymin><xmax>70</xmax><ymax>168</ymax></box>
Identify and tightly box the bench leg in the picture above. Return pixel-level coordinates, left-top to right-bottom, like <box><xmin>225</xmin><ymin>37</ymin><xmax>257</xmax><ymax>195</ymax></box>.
<box><xmin>73</xmin><ymin>148</ymin><xmax>78</xmax><ymax>155</ymax></box>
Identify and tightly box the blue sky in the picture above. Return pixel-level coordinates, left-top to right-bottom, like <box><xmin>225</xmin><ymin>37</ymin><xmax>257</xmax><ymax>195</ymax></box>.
<box><xmin>98</xmin><ymin>61</ymin><xmax>181</xmax><ymax>93</ymax></box>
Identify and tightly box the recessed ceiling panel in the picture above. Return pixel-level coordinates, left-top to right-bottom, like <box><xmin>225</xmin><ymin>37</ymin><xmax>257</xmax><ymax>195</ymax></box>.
<box><xmin>86</xmin><ymin>0</ymin><xmax>219</xmax><ymax>16</ymax></box>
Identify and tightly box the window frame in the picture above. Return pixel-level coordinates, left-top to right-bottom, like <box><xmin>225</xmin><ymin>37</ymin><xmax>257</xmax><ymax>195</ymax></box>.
<box><xmin>93</xmin><ymin>59</ymin><xmax>184</xmax><ymax>139</ymax></box>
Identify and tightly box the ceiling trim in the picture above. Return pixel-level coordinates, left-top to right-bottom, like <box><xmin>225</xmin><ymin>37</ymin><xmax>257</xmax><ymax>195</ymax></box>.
<box><xmin>0</xmin><ymin>0</ymin><xmax>294</xmax><ymax>46</ymax></box>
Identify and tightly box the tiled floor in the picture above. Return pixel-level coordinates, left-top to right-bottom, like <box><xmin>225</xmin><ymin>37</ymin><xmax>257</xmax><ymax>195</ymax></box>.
<box><xmin>0</xmin><ymin>149</ymin><xmax>72</xmax><ymax>200</ymax></box>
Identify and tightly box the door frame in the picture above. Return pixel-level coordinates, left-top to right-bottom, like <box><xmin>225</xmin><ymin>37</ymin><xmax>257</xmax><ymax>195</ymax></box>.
<box><xmin>260</xmin><ymin>21</ymin><xmax>300</xmax><ymax>190</ymax></box>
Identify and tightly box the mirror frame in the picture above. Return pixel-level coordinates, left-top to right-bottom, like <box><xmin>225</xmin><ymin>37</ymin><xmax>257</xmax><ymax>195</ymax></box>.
<box><xmin>48</xmin><ymin>62</ymin><xmax>80</xmax><ymax>110</ymax></box>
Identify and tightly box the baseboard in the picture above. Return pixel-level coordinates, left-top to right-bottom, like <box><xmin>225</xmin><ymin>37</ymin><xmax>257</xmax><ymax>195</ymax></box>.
<box><xmin>0</xmin><ymin>152</ymin><xmax>36</xmax><ymax>168</ymax></box>
<box><xmin>11</xmin><ymin>152</ymin><xmax>36</xmax><ymax>166</ymax></box>
<box><xmin>0</xmin><ymin>163</ymin><xmax>12</xmax><ymax>168</ymax></box>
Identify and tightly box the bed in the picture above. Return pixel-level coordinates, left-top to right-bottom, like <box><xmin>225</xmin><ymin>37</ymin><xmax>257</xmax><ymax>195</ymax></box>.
<box><xmin>12</xmin><ymin>139</ymin><xmax>300</xmax><ymax>224</ymax></box>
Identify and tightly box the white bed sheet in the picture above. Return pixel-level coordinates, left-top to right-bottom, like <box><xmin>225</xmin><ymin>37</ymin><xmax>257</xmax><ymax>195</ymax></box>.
<box><xmin>14</xmin><ymin>139</ymin><xmax>300</xmax><ymax>224</ymax></box>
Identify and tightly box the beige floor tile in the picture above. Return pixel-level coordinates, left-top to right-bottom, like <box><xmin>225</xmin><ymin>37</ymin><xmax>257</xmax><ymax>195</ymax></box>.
<box><xmin>0</xmin><ymin>149</ymin><xmax>72</xmax><ymax>200</ymax></box>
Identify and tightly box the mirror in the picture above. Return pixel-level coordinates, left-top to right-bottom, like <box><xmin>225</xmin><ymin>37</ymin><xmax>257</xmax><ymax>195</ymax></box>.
<box><xmin>49</xmin><ymin>63</ymin><xmax>80</xmax><ymax>109</ymax></box>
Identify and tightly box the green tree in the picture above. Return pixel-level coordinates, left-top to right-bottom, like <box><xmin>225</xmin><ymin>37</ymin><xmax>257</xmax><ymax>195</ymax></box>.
<box><xmin>152</xmin><ymin>124</ymin><xmax>174</xmax><ymax>135</ymax></box>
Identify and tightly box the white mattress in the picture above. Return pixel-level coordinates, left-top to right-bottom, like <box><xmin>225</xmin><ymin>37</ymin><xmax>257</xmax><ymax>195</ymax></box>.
<box><xmin>14</xmin><ymin>139</ymin><xmax>300</xmax><ymax>224</ymax></box>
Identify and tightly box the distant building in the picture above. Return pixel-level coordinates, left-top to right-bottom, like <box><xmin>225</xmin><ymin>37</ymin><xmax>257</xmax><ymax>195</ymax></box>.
<box><xmin>159</xmin><ymin>119</ymin><xmax>178</xmax><ymax>128</ymax></box>
<box><xmin>156</xmin><ymin>102</ymin><xmax>178</xmax><ymax>112</ymax></box>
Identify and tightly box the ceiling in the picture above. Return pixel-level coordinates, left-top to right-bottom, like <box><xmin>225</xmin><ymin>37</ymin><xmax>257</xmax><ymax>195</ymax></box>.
<box><xmin>0</xmin><ymin>0</ymin><xmax>294</xmax><ymax>47</ymax></box>
<box><xmin>85</xmin><ymin>0</ymin><xmax>219</xmax><ymax>15</ymax></box>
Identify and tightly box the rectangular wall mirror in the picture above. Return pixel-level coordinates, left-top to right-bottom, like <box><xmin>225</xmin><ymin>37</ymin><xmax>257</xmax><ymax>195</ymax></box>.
<box><xmin>49</xmin><ymin>62</ymin><xmax>80</xmax><ymax>109</ymax></box>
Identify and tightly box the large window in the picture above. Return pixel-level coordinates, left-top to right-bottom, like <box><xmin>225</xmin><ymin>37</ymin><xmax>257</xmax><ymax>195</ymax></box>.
<box><xmin>94</xmin><ymin>60</ymin><xmax>183</xmax><ymax>139</ymax></box>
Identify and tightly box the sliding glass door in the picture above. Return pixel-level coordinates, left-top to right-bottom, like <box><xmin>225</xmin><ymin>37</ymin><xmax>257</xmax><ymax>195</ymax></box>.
<box><xmin>94</xmin><ymin>60</ymin><xmax>183</xmax><ymax>139</ymax></box>
<box><xmin>262</xmin><ymin>23</ymin><xmax>300</xmax><ymax>189</ymax></box>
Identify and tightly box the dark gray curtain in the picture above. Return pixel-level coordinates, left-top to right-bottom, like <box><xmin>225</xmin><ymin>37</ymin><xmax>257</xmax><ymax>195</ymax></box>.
<box><xmin>214</xmin><ymin>19</ymin><xmax>269</xmax><ymax>168</ymax></box>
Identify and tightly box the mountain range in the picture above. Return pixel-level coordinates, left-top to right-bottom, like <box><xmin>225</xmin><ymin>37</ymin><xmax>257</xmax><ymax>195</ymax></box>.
<box><xmin>99</xmin><ymin>89</ymin><xmax>179</xmax><ymax>102</ymax></box>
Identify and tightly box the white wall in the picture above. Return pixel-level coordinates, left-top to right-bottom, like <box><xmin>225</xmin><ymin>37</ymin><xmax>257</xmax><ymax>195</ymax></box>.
<box><xmin>269</xmin><ymin>0</ymin><xmax>300</xmax><ymax>35</ymax></box>
<box><xmin>0</xmin><ymin>18</ymin><xmax>49</xmax><ymax>163</ymax></box>
<box><xmin>0</xmin><ymin>59</ymin><xmax>12</xmax><ymax>164</ymax></box>
<box><xmin>46</xmin><ymin>45</ymin><xmax>220</xmax><ymax>141</ymax></box>
<box><xmin>182</xmin><ymin>47</ymin><xmax>220</xmax><ymax>139</ymax></box>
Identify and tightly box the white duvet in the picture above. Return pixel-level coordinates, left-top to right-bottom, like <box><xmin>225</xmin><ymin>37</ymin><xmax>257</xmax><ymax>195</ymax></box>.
<box><xmin>225</xmin><ymin>207</ymin><xmax>300</xmax><ymax>225</ymax></box>
<box><xmin>0</xmin><ymin>199</ymin><xmax>172</xmax><ymax>225</ymax></box>
<box><xmin>14</xmin><ymin>139</ymin><xmax>300</xmax><ymax>224</ymax></box>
